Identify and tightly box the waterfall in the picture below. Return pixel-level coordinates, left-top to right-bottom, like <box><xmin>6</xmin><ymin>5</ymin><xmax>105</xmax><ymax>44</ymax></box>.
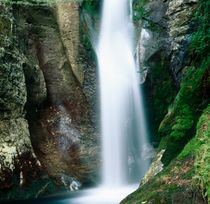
<box><xmin>69</xmin><ymin>0</ymin><xmax>150</xmax><ymax>203</ymax></box>
<box><xmin>97</xmin><ymin>0</ymin><xmax>150</xmax><ymax>187</ymax></box>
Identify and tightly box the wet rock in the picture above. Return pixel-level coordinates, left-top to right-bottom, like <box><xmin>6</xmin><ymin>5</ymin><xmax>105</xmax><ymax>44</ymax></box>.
<box><xmin>166</xmin><ymin>0</ymin><xmax>198</xmax><ymax>85</ymax></box>
<box><xmin>56</xmin><ymin>1</ymin><xmax>84</xmax><ymax>85</ymax></box>
<box><xmin>23</xmin><ymin>63</ymin><xmax>47</xmax><ymax>107</ymax></box>
<box><xmin>137</xmin><ymin>0</ymin><xmax>198</xmax><ymax>86</ymax></box>
<box><xmin>140</xmin><ymin>149</ymin><xmax>165</xmax><ymax>186</ymax></box>
<box><xmin>0</xmin><ymin>46</ymin><xmax>26</xmax><ymax>119</ymax></box>
<box><xmin>172</xmin><ymin>189</ymin><xmax>208</xmax><ymax>204</ymax></box>
<box><xmin>15</xmin><ymin>4</ymin><xmax>99</xmax><ymax>184</ymax></box>
<box><xmin>0</xmin><ymin>3</ymin><xmax>41</xmax><ymax>190</ymax></box>
<box><xmin>60</xmin><ymin>174</ymin><xmax>81</xmax><ymax>191</ymax></box>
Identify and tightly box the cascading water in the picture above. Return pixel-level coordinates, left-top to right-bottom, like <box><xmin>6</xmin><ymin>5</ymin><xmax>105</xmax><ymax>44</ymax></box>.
<box><xmin>65</xmin><ymin>0</ymin><xmax>150</xmax><ymax>203</ymax></box>
<box><xmin>97</xmin><ymin>0</ymin><xmax>149</xmax><ymax>187</ymax></box>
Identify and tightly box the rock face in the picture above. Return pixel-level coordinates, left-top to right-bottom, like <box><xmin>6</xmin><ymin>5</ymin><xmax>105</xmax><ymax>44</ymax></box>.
<box><xmin>137</xmin><ymin>0</ymin><xmax>198</xmax><ymax>87</ymax></box>
<box><xmin>56</xmin><ymin>1</ymin><xmax>84</xmax><ymax>85</ymax></box>
<box><xmin>135</xmin><ymin>0</ymin><xmax>199</xmax><ymax>144</ymax></box>
<box><xmin>122</xmin><ymin>0</ymin><xmax>209</xmax><ymax>203</ymax></box>
<box><xmin>140</xmin><ymin>150</ymin><xmax>165</xmax><ymax>186</ymax></box>
<box><xmin>0</xmin><ymin>3</ymin><xmax>41</xmax><ymax>189</ymax></box>
<box><xmin>166</xmin><ymin>0</ymin><xmax>198</xmax><ymax>86</ymax></box>
<box><xmin>0</xmin><ymin>1</ymin><xmax>99</xmax><ymax>198</ymax></box>
<box><xmin>14</xmin><ymin>2</ymin><xmax>99</xmax><ymax>184</ymax></box>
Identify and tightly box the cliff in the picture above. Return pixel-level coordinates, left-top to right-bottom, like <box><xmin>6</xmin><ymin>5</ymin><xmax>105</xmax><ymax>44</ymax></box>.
<box><xmin>122</xmin><ymin>0</ymin><xmax>210</xmax><ymax>203</ymax></box>
<box><xmin>0</xmin><ymin>0</ymin><xmax>99</xmax><ymax>200</ymax></box>
<box><xmin>0</xmin><ymin>0</ymin><xmax>209</xmax><ymax>203</ymax></box>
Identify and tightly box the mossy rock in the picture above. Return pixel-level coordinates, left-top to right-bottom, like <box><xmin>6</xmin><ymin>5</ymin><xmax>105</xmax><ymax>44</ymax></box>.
<box><xmin>144</xmin><ymin>50</ymin><xmax>176</xmax><ymax>141</ymax></box>
<box><xmin>121</xmin><ymin>157</ymin><xmax>206</xmax><ymax>204</ymax></box>
<box><xmin>193</xmin><ymin>105</ymin><xmax>210</xmax><ymax>202</ymax></box>
<box><xmin>158</xmin><ymin>57</ymin><xmax>210</xmax><ymax>164</ymax></box>
<box><xmin>121</xmin><ymin>105</ymin><xmax>209</xmax><ymax>204</ymax></box>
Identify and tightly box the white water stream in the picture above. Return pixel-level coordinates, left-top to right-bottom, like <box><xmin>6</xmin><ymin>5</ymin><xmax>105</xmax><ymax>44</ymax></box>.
<box><xmin>62</xmin><ymin>0</ymin><xmax>150</xmax><ymax>203</ymax></box>
<box><xmin>98</xmin><ymin>0</ymin><xmax>149</xmax><ymax>187</ymax></box>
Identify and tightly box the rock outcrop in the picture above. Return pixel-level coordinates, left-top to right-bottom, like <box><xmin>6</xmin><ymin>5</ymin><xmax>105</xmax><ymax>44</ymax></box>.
<box><xmin>0</xmin><ymin>1</ymin><xmax>99</xmax><ymax>199</ymax></box>
<box><xmin>56</xmin><ymin>1</ymin><xmax>84</xmax><ymax>84</ymax></box>
<box><xmin>121</xmin><ymin>0</ymin><xmax>209</xmax><ymax>203</ymax></box>
<box><xmin>137</xmin><ymin>0</ymin><xmax>198</xmax><ymax>86</ymax></box>
<box><xmin>0</xmin><ymin>3</ymin><xmax>41</xmax><ymax>190</ymax></box>
<box><xmin>14</xmin><ymin>2</ymin><xmax>99</xmax><ymax>184</ymax></box>
<box><xmin>167</xmin><ymin>0</ymin><xmax>198</xmax><ymax>86</ymax></box>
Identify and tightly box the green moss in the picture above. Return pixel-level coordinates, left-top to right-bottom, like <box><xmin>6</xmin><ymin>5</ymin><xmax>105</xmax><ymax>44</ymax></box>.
<box><xmin>81</xmin><ymin>0</ymin><xmax>100</xmax><ymax>17</ymax></box>
<box><xmin>158</xmin><ymin>57</ymin><xmax>209</xmax><ymax>164</ymax></box>
<box><xmin>146</xmin><ymin>51</ymin><xmax>176</xmax><ymax>140</ymax></box>
<box><xmin>178</xmin><ymin>138</ymin><xmax>198</xmax><ymax>160</ymax></box>
<box><xmin>79</xmin><ymin>0</ymin><xmax>100</xmax><ymax>61</ymax></box>
<box><xmin>121</xmin><ymin>157</ymin><xmax>195</xmax><ymax>204</ymax></box>
<box><xmin>160</xmin><ymin>59</ymin><xmax>209</xmax><ymax>138</ymax></box>
<box><xmin>136</xmin><ymin>59</ymin><xmax>209</xmax><ymax>204</ymax></box>
<box><xmin>133</xmin><ymin>0</ymin><xmax>148</xmax><ymax>22</ymax></box>
<box><xmin>158</xmin><ymin>0</ymin><xmax>210</xmax><ymax>164</ymax></box>
<box><xmin>193</xmin><ymin>105</ymin><xmax>210</xmax><ymax>202</ymax></box>
<box><xmin>189</xmin><ymin>0</ymin><xmax>210</xmax><ymax>64</ymax></box>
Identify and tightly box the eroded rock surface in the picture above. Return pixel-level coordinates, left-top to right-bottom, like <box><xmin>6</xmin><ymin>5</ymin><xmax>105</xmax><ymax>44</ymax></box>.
<box><xmin>56</xmin><ymin>1</ymin><xmax>84</xmax><ymax>85</ymax></box>
<box><xmin>0</xmin><ymin>3</ymin><xmax>41</xmax><ymax>189</ymax></box>
<box><xmin>137</xmin><ymin>0</ymin><xmax>198</xmax><ymax>86</ymax></box>
<box><xmin>0</xmin><ymin>1</ymin><xmax>99</xmax><ymax>196</ymax></box>
<box><xmin>14</xmin><ymin>3</ymin><xmax>99</xmax><ymax>184</ymax></box>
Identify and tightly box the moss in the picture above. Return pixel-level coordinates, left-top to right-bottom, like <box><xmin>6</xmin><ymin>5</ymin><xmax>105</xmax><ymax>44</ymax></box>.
<box><xmin>158</xmin><ymin>0</ymin><xmax>210</xmax><ymax>164</ymax></box>
<box><xmin>79</xmin><ymin>0</ymin><xmax>100</xmax><ymax>61</ymax></box>
<box><xmin>158</xmin><ymin>57</ymin><xmax>210</xmax><ymax>164</ymax></box>
<box><xmin>189</xmin><ymin>0</ymin><xmax>210</xmax><ymax>64</ymax></box>
<box><xmin>178</xmin><ymin>138</ymin><xmax>199</xmax><ymax>160</ymax></box>
<box><xmin>133</xmin><ymin>0</ymin><xmax>148</xmax><ymax>22</ymax></box>
<box><xmin>145</xmin><ymin>51</ymin><xmax>176</xmax><ymax>141</ymax></box>
<box><xmin>193</xmin><ymin>105</ymin><xmax>210</xmax><ymax>202</ymax></box>
<box><xmin>81</xmin><ymin>0</ymin><xmax>100</xmax><ymax>17</ymax></box>
<box><xmin>123</xmin><ymin>0</ymin><xmax>209</xmax><ymax>203</ymax></box>
<box><xmin>121</xmin><ymin>157</ymin><xmax>196</xmax><ymax>204</ymax></box>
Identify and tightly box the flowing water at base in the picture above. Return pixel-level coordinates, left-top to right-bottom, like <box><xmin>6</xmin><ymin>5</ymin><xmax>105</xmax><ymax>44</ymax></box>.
<box><xmin>46</xmin><ymin>184</ymin><xmax>138</xmax><ymax>204</ymax></box>
<box><xmin>10</xmin><ymin>185</ymin><xmax>137</xmax><ymax>204</ymax></box>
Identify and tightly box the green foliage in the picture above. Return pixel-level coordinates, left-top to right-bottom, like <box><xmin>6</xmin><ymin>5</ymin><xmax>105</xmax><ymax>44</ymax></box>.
<box><xmin>79</xmin><ymin>0</ymin><xmax>100</xmax><ymax>61</ymax></box>
<box><xmin>0</xmin><ymin>0</ymin><xmax>82</xmax><ymax>6</ymax></box>
<box><xmin>133</xmin><ymin>0</ymin><xmax>148</xmax><ymax>22</ymax></box>
<box><xmin>193</xmin><ymin>105</ymin><xmax>210</xmax><ymax>202</ymax></box>
<box><xmin>169</xmin><ymin>61</ymin><xmax>209</xmax><ymax>140</ymax></box>
<box><xmin>81</xmin><ymin>0</ymin><xmax>100</xmax><ymax>17</ymax></box>
<box><xmin>178</xmin><ymin>138</ymin><xmax>198</xmax><ymax>160</ymax></box>
<box><xmin>189</xmin><ymin>0</ymin><xmax>210</xmax><ymax>63</ymax></box>
<box><xmin>158</xmin><ymin>0</ymin><xmax>210</xmax><ymax>163</ymax></box>
<box><xmin>159</xmin><ymin>58</ymin><xmax>209</xmax><ymax>164</ymax></box>
<box><xmin>146</xmin><ymin>51</ymin><xmax>176</xmax><ymax>139</ymax></box>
